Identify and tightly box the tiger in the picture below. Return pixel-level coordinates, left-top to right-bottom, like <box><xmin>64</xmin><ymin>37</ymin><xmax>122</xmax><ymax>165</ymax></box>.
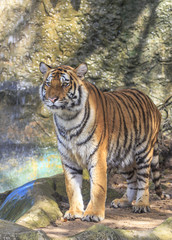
<box><xmin>39</xmin><ymin>61</ymin><xmax>166</xmax><ymax>222</ymax></box>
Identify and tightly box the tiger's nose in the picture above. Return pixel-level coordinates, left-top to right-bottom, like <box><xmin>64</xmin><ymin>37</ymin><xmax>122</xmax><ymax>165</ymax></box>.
<box><xmin>48</xmin><ymin>97</ymin><xmax>58</xmax><ymax>103</ymax></box>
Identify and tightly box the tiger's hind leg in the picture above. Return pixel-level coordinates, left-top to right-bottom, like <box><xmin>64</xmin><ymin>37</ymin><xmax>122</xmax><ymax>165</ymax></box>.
<box><xmin>133</xmin><ymin>145</ymin><xmax>153</xmax><ymax>213</ymax></box>
<box><xmin>111</xmin><ymin>168</ymin><xmax>137</xmax><ymax>208</ymax></box>
<box><xmin>151</xmin><ymin>142</ymin><xmax>170</xmax><ymax>200</ymax></box>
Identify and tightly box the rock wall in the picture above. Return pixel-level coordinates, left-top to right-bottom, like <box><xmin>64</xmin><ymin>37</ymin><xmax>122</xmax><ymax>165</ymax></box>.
<box><xmin>0</xmin><ymin>0</ymin><xmax>171</xmax><ymax>191</ymax></box>
<box><xmin>1</xmin><ymin>0</ymin><xmax>171</xmax><ymax>96</ymax></box>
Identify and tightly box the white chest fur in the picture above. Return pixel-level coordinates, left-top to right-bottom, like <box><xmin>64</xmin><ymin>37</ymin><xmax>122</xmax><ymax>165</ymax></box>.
<box><xmin>53</xmin><ymin>105</ymin><xmax>97</xmax><ymax>168</ymax></box>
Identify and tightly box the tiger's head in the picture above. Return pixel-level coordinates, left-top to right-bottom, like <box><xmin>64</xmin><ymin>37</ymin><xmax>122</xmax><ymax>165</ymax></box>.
<box><xmin>39</xmin><ymin>62</ymin><xmax>88</xmax><ymax>116</ymax></box>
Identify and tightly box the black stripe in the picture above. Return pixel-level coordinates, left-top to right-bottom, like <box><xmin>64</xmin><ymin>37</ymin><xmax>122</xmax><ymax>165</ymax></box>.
<box><xmin>66</xmin><ymin>100</ymin><xmax>90</xmax><ymax>132</ymax></box>
<box><xmin>87</xmin><ymin>132</ymin><xmax>104</xmax><ymax>161</ymax></box>
<box><xmin>64</xmin><ymin>163</ymin><xmax>83</xmax><ymax>175</ymax></box>
<box><xmin>108</xmin><ymin>100</ymin><xmax>116</xmax><ymax>156</ymax></box>
<box><xmin>73</xmin><ymin>82</ymin><xmax>76</xmax><ymax>95</ymax></box>
<box><xmin>50</xmin><ymin>69</ymin><xmax>57</xmax><ymax>75</ymax></box>
<box><xmin>136</xmin><ymin>138</ymin><xmax>153</xmax><ymax>158</ymax></box>
<box><xmin>123</xmin><ymin>92</ymin><xmax>141</xmax><ymax>138</ymax></box>
<box><xmin>76</xmin><ymin>85</ymin><xmax>82</xmax><ymax>106</ymax></box>
<box><xmin>113</xmin><ymin>98</ymin><xmax>122</xmax><ymax>159</ymax></box>
<box><xmin>54</xmin><ymin>115</ymin><xmax>67</xmax><ymax>138</ymax></box>
<box><xmin>68</xmin><ymin>81</ymin><xmax>77</xmax><ymax>99</ymax></box>
<box><xmin>122</xmin><ymin>133</ymin><xmax>133</xmax><ymax>161</ymax></box>
<box><xmin>116</xmin><ymin>94</ymin><xmax>134</xmax><ymax>150</ymax></box>
<box><xmin>70</xmin><ymin>101</ymin><xmax>90</xmax><ymax>139</ymax></box>
<box><xmin>70</xmin><ymin>85</ymin><xmax>82</xmax><ymax>107</ymax></box>
<box><xmin>109</xmin><ymin>96</ymin><xmax>116</xmax><ymax>134</ymax></box>
<box><xmin>136</xmin><ymin>155</ymin><xmax>152</xmax><ymax>165</ymax></box>
<box><xmin>106</xmin><ymin>95</ymin><xmax>112</xmax><ymax>149</ymax></box>
<box><xmin>98</xmin><ymin>95</ymin><xmax>106</xmax><ymax>140</ymax></box>
<box><xmin>137</xmin><ymin>188</ymin><xmax>146</xmax><ymax>191</ymax></box>
<box><xmin>127</xmin><ymin>173</ymin><xmax>135</xmax><ymax>181</ymax></box>
<box><xmin>138</xmin><ymin>93</ymin><xmax>153</xmax><ymax>137</ymax></box>
<box><xmin>120</xmin><ymin>170</ymin><xmax>134</xmax><ymax>175</ymax></box>
<box><xmin>120</xmin><ymin>92</ymin><xmax>138</xmax><ymax>138</ymax></box>
<box><xmin>94</xmin><ymin>85</ymin><xmax>107</xmax><ymax>141</ymax></box>
<box><xmin>137</xmin><ymin>94</ymin><xmax>151</xmax><ymax>136</ymax></box>
<box><xmin>137</xmin><ymin>172</ymin><xmax>149</xmax><ymax>178</ymax></box>
<box><xmin>128</xmin><ymin>181</ymin><xmax>137</xmax><ymax>185</ymax></box>
<box><xmin>57</xmin><ymin>68</ymin><xmax>63</xmax><ymax>71</ymax></box>
<box><xmin>136</xmin><ymin>146</ymin><xmax>153</xmax><ymax>165</ymax></box>
<box><xmin>77</xmin><ymin>121</ymin><xmax>97</xmax><ymax>146</ymax></box>
<box><xmin>114</xmin><ymin>95</ymin><xmax>129</xmax><ymax>151</ymax></box>
<box><xmin>109</xmin><ymin>92</ymin><xmax>133</xmax><ymax>121</ymax></box>
<box><xmin>151</xmin><ymin>162</ymin><xmax>159</xmax><ymax>170</ymax></box>
<box><xmin>129</xmin><ymin>187</ymin><xmax>137</xmax><ymax>190</ymax></box>
<box><xmin>129</xmin><ymin>91</ymin><xmax>147</xmax><ymax>138</ymax></box>
<box><xmin>137</xmin><ymin>164</ymin><xmax>150</xmax><ymax>170</ymax></box>
<box><xmin>97</xmin><ymin>183</ymin><xmax>106</xmax><ymax>193</ymax></box>
<box><xmin>137</xmin><ymin>177</ymin><xmax>147</xmax><ymax>183</ymax></box>
<box><xmin>104</xmin><ymin>94</ymin><xmax>116</xmax><ymax>161</ymax></box>
<box><xmin>57</xmin><ymin>134</ymin><xmax>68</xmax><ymax>150</ymax></box>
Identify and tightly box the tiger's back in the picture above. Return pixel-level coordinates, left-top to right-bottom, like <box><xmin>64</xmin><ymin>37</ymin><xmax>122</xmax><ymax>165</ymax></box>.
<box><xmin>40</xmin><ymin>62</ymin><xmax>164</xmax><ymax>222</ymax></box>
<box><xmin>85</xmin><ymin>83</ymin><xmax>161</xmax><ymax>167</ymax></box>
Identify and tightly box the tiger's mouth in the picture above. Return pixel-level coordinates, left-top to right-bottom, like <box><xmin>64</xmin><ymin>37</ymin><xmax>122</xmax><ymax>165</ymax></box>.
<box><xmin>44</xmin><ymin>98</ymin><xmax>68</xmax><ymax>110</ymax></box>
<box><xmin>49</xmin><ymin>104</ymin><xmax>67</xmax><ymax>110</ymax></box>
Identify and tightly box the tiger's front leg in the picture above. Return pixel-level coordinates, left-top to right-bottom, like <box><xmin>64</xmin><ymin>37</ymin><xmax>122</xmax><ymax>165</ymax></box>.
<box><xmin>63</xmin><ymin>163</ymin><xmax>84</xmax><ymax>220</ymax></box>
<box><xmin>82</xmin><ymin>152</ymin><xmax>107</xmax><ymax>222</ymax></box>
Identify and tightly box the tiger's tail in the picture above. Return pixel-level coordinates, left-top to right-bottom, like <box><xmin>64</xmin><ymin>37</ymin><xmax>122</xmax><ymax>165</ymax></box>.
<box><xmin>151</xmin><ymin>141</ymin><xmax>170</xmax><ymax>199</ymax></box>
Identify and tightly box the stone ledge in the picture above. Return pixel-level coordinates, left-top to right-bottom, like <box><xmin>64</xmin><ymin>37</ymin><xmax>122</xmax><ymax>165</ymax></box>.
<box><xmin>69</xmin><ymin>218</ymin><xmax>172</xmax><ymax>240</ymax></box>
<box><xmin>0</xmin><ymin>219</ymin><xmax>50</xmax><ymax>240</ymax></box>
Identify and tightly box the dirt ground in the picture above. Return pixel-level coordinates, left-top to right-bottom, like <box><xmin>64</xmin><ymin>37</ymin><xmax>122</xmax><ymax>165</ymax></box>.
<box><xmin>38</xmin><ymin>169</ymin><xmax>172</xmax><ymax>239</ymax></box>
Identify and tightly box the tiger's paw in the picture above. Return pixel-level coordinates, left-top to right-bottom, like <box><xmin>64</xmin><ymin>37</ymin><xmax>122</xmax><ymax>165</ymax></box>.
<box><xmin>82</xmin><ymin>210</ymin><xmax>104</xmax><ymax>222</ymax></box>
<box><xmin>132</xmin><ymin>202</ymin><xmax>150</xmax><ymax>213</ymax></box>
<box><xmin>64</xmin><ymin>210</ymin><xmax>83</xmax><ymax>221</ymax></box>
<box><xmin>82</xmin><ymin>214</ymin><xmax>102</xmax><ymax>222</ymax></box>
<box><xmin>110</xmin><ymin>198</ymin><xmax>132</xmax><ymax>208</ymax></box>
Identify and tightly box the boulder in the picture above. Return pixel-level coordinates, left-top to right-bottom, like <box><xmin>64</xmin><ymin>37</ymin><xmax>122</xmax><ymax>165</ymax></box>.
<box><xmin>69</xmin><ymin>218</ymin><xmax>172</xmax><ymax>240</ymax></box>
<box><xmin>0</xmin><ymin>175</ymin><xmax>64</xmax><ymax>229</ymax></box>
<box><xmin>152</xmin><ymin>217</ymin><xmax>172</xmax><ymax>240</ymax></box>
<box><xmin>0</xmin><ymin>173</ymin><xmax>121</xmax><ymax>229</ymax></box>
<box><xmin>0</xmin><ymin>219</ymin><xmax>50</xmax><ymax>240</ymax></box>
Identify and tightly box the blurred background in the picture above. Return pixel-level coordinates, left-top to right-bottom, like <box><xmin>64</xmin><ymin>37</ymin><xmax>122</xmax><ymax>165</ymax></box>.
<box><xmin>0</xmin><ymin>0</ymin><xmax>171</xmax><ymax>193</ymax></box>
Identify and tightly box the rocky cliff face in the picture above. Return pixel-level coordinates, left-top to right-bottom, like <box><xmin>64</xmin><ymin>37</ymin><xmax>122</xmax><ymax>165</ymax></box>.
<box><xmin>0</xmin><ymin>0</ymin><xmax>171</xmax><ymax>191</ymax></box>
<box><xmin>1</xmin><ymin>0</ymin><xmax>171</xmax><ymax>95</ymax></box>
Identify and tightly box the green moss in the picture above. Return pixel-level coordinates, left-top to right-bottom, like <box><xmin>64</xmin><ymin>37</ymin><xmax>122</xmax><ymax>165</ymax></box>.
<box><xmin>69</xmin><ymin>219</ymin><xmax>172</xmax><ymax>240</ymax></box>
<box><xmin>152</xmin><ymin>217</ymin><xmax>172</xmax><ymax>240</ymax></box>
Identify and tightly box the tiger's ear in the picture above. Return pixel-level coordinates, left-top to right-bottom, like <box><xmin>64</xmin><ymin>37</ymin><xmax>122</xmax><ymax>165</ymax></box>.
<box><xmin>39</xmin><ymin>62</ymin><xmax>51</xmax><ymax>74</ymax></box>
<box><xmin>75</xmin><ymin>63</ymin><xmax>88</xmax><ymax>79</ymax></box>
